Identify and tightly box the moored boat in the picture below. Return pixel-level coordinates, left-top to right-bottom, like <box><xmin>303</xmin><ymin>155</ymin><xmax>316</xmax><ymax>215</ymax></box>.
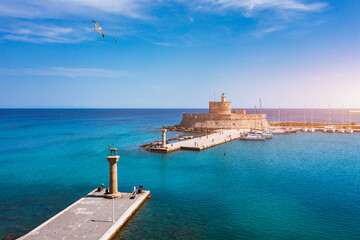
<box><xmin>323</xmin><ymin>126</ymin><xmax>335</xmax><ymax>133</ymax></box>
<box><xmin>271</xmin><ymin>129</ymin><xmax>286</xmax><ymax>135</ymax></box>
<box><xmin>240</xmin><ymin>133</ymin><xmax>265</xmax><ymax>141</ymax></box>
<box><xmin>346</xmin><ymin>128</ymin><xmax>353</xmax><ymax>134</ymax></box>
<box><xmin>262</xmin><ymin>132</ymin><xmax>273</xmax><ymax>139</ymax></box>
<box><xmin>337</xmin><ymin>128</ymin><xmax>345</xmax><ymax>133</ymax></box>
<box><xmin>289</xmin><ymin>128</ymin><xmax>298</xmax><ymax>133</ymax></box>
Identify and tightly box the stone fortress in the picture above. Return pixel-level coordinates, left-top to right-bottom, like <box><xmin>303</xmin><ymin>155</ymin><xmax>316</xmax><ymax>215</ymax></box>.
<box><xmin>179</xmin><ymin>93</ymin><xmax>269</xmax><ymax>130</ymax></box>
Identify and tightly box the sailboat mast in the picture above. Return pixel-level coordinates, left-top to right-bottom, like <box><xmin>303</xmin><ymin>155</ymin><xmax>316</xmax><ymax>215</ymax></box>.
<box><xmin>254</xmin><ymin>105</ymin><xmax>257</xmax><ymax>129</ymax></box>
<box><xmin>349</xmin><ymin>105</ymin><xmax>352</xmax><ymax>127</ymax></box>
<box><xmin>311</xmin><ymin>104</ymin><xmax>314</xmax><ymax>128</ymax></box>
<box><xmin>328</xmin><ymin>103</ymin><xmax>331</xmax><ymax>125</ymax></box>
<box><xmin>342</xmin><ymin>103</ymin><xmax>344</xmax><ymax>128</ymax></box>
<box><xmin>259</xmin><ymin>98</ymin><xmax>264</xmax><ymax>131</ymax></box>
<box><xmin>278</xmin><ymin>107</ymin><xmax>281</xmax><ymax>127</ymax></box>
<box><xmin>304</xmin><ymin>104</ymin><xmax>306</xmax><ymax>128</ymax></box>
<box><xmin>272</xmin><ymin>109</ymin><xmax>275</xmax><ymax>122</ymax></box>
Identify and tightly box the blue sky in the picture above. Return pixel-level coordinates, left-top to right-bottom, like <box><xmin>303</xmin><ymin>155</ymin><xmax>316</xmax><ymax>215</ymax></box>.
<box><xmin>0</xmin><ymin>0</ymin><xmax>359</xmax><ymax>108</ymax></box>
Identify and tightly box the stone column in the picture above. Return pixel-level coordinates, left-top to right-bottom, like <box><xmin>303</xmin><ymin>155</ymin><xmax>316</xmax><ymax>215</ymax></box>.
<box><xmin>105</xmin><ymin>155</ymin><xmax>121</xmax><ymax>199</ymax></box>
<box><xmin>161</xmin><ymin>129</ymin><xmax>167</xmax><ymax>147</ymax></box>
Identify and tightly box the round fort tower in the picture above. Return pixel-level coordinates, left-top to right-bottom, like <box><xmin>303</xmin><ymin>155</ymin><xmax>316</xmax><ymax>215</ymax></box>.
<box><xmin>209</xmin><ymin>93</ymin><xmax>231</xmax><ymax>114</ymax></box>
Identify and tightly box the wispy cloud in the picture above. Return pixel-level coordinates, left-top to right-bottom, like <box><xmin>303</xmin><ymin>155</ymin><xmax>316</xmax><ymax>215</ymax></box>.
<box><xmin>182</xmin><ymin>0</ymin><xmax>328</xmax><ymax>37</ymax></box>
<box><xmin>197</xmin><ymin>0</ymin><xmax>327</xmax><ymax>13</ymax></box>
<box><xmin>153</xmin><ymin>42</ymin><xmax>173</xmax><ymax>47</ymax></box>
<box><xmin>253</xmin><ymin>26</ymin><xmax>286</xmax><ymax>37</ymax></box>
<box><xmin>0</xmin><ymin>22</ymin><xmax>91</xmax><ymax>43</ymax></box>
<box><xmin>0</xmin><ymin>0</ymin><xmax>329</xmax><ymax>43</ymax></box>
<box><xmin>0</xmin><ymin>0</ymin><xmax>327</xmax><ymax>20</ymax></box>
<box><xmin>0</xmin><ymin>67</ymin><xmax>127</xmax><ymax>78</ymax></box>
<box><xmin>0</xmin><ymin>0</ymin><xmax>153</xmax><ymax>43</ymax></box>
<box><xmin>0</xmin><ymin>0</ymin><xmax>149</xmax><ymax>19</ymax></box>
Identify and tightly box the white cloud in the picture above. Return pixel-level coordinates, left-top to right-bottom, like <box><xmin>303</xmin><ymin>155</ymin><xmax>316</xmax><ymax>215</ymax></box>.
<box><xmin>198</xmin><ymin>0</ymin><xmax>327</xmax><ymax>13</ymax></box>
<box><xmin>0</xmin><ymin>0</ymin><xmax>152</xmax><ymax>43</ymax></box>
<box><xmin>253</xmin><ymin>26</ymin><xmax>286</xmax><ymax>37</ymax></box>
<box><xmin>0</xmin><ymin>0</ymin><xmax>328</xmax><ymax>43</ymax></box>
<box><xmin>0</xmin><ymin>67</ymin><xmax>127</xmax><ymax>78</ymax></box>
<box><xmin>153</xmin><ymin>42</ymin><xmax>173</xmax><ymax>46</ymax></box>
<box><xmin>0</xmin><ymin>22</ymin><xmax>90</xmax><ymax>43</ymax></box>
<box><xmin>0</xmin><ymin>0</ymin><xmax>149</xmax><ymax>19</ymax></box>
<box><xmin>0</xmin><ymin>0</ymin><xmax>327</xmax><ymax>20</ymax></box>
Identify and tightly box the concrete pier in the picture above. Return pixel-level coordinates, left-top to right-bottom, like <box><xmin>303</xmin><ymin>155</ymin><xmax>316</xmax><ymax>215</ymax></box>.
<box><xmin>150</xmin><ymin>129</ymin><xmax>244</xmax><ymax>153</ymax></box>
<box><xmin>19</xmin><ymin>189</ymin><xmax>150</xmax><ymax>240</ymax></box>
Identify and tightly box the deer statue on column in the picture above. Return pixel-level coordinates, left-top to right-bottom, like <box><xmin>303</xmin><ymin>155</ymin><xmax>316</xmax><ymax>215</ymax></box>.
<box><xmin>109</xmin><ymin>144</ymin><xmax>117</xmax><ymax>156</ymax></box>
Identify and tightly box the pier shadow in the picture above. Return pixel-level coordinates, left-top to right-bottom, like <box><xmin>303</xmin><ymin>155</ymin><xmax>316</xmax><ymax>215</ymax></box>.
<box><xmin>83</xmin><ymin>194</ymin><xmax>106</xmax><ymax>198</ymax></box>
<box><xmin>90</xmin><ymin>219</ymin><xmax>111</xmax><ymax>223</ymax></box>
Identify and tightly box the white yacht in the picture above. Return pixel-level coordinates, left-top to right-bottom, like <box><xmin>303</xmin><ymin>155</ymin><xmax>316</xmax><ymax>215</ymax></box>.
<box><xmin>337</xmin><ymin>128</ymin><xmax>345</xmax><ymax>133</ymax></box>
<box><xmin>262</xmin><ymin>132</ymin><xmax>273</xmax><ymax>139</ymax></box>
<box><xmin>240</xmin><ymin>133</ymin><xmax>265</xmax><ymax>141</ymax></box>
<box><xmin>346</xmin><ymin>128</ymin><xmax>353</xmax><ymax>134</ymax></box>
<box><xmin>309</xmin><ymin>127</ymin><xmax>316</xmax><ymax>132</ymax></box>
<box><xmin>272</xmin><ymin>129</ymin><xmax>286</xmax><ymax>135</ymax></box>
<box><xmin>323</xmin><ymin>126</ymin><xmax>335</xmax><ymax>133</ymax></box>
<box><xmin>287</xmin><ymin>128</ymin><xmax>298</xmax><ymax>133</ymax></box>
<box><xmin>302</xmin><ymin>127</ymin><xmax>308</xmax><ymax>132</ymax></box>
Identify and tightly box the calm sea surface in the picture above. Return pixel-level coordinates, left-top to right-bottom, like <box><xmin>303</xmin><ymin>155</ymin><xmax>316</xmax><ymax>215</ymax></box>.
<box><xmin>1</xmin><ymin>109</ymin><xmax>360</xmax><ymax>239</ymax></box>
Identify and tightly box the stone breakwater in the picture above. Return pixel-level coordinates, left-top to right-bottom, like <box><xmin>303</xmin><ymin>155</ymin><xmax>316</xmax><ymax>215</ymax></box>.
<box><xmin>164</xmin><ymin>125</ymin><xmax>214</xmax><ymax>134</ymax></box>
<box><xmin>166</xmin><ymin>121</ymin><xmax>358</xmax><ymax>133</ymax></box>
<box><xmin>269</xmin><ymin>121</ymin><xmax>359</xmax><ymax>128</ymax></box>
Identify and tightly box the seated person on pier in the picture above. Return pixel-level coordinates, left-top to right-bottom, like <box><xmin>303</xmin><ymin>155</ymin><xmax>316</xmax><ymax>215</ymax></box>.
<box><xmin>138</xmin><ymin>185</ymin><xmax>144</xmax><ymax>193</ymax></box>
<box><xmin>97</xmin><ymin>183</ymin><xmax>105</xmax><ymax>192</ymax></box>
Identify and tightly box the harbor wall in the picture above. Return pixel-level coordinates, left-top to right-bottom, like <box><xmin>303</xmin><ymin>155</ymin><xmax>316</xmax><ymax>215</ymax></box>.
<box><xmin>179</xmin><ymin>113</ymin><xmax>269</xmax><ymax>129</ymax></box>
<box><xmin>270</xmin><ymin>121</ymin><xmax>359</xmax><ymax>128</ymax></box>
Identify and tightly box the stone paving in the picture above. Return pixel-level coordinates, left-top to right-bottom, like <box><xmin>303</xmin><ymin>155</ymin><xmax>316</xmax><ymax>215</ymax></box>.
<box><xmin>19</xmin><ymin>189</ymin><xmax>150</xmax><ymax>240</ymax></box>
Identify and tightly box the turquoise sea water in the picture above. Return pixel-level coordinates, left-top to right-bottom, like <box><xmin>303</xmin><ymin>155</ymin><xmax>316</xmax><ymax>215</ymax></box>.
<box><xmin>1</xmin><ymin>109</ymin><xmax>360</xmax><ymax>239</ymax></box>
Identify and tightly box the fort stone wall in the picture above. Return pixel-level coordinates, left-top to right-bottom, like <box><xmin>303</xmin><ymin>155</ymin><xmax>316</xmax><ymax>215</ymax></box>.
<box><xmin>178</xmin><ymin>93</ymin><xmax>269</xmax><ymax>130</ymax></box>
<box><xmin>209</xmin><ymin>101</ymin><xmax>232</xmax><ymax>114</ymax></box>
<box><xmin>179</xmin><ymin>113</ymin><xmax>269</xmax><ymax>130</ymax></box>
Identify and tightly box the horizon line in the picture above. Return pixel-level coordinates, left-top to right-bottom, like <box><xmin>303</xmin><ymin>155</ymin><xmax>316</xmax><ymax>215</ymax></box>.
<box><xmin>0</xmin><ymin>107</ymin><xmax>358</xmax><ymax>110</ymax></box>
